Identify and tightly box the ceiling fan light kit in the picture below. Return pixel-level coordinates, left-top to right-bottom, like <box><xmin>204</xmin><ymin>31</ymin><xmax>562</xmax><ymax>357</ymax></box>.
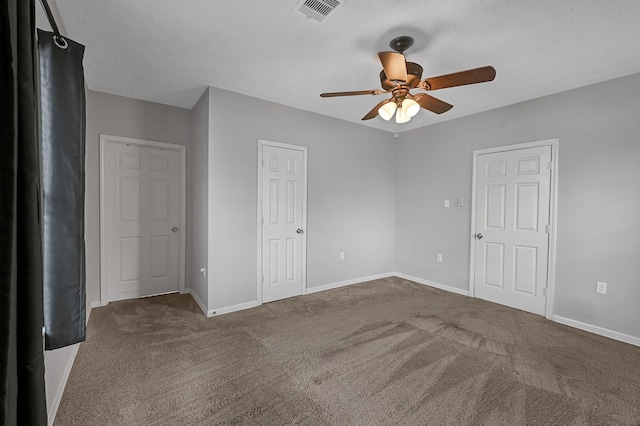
<box><xmin>402</xmin><ymin>98</ymin><xmax>420</xmax><ymax>118</ymax></box>
<box><xmin>395</xmin><ymin>107</ymin><xmax>411</xmax><ymax>124</ymax></box>
<box><xmin>378</xmin><ymin>98</ymin><xmax>419</xmax><ymax>123</ymax></box>
<box><xmin>320</xmin><ymin>36</ymin><xmax>496</xmax><ymax>124</ymax></box>
<box><xmin>378</xmin><ymin>101</ymin><xmax>397</xmax><ymax>121</ymax></box>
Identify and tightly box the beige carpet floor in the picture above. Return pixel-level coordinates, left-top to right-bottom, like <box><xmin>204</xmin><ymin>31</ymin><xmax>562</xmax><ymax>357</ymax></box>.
<box><xmin>54</xmin><ymin>277</ymin><xmax>640</xmax><ymax>425</ymax></box>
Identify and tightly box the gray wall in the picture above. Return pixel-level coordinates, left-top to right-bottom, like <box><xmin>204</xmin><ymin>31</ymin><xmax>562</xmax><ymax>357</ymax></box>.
<box><xmin>396</xmin><ymin>72</ymin><xmax>640</xmax><ymax>338</ymax></box>
<box><xmin>206</xmin><ymin>87</ymin><xmax>396</xmax><ymax>310</ymax></box>
<box><xmin>84</xmin><ymin>90</ymin><xmax>193</xmax><ymax>304</ymax></box>
<box><xmin>189</xmin><ymin>89</ymin><xmax>210</xmax><ymax>307</ymax></box>
<box><xmin>46</xmin><ymin>71</ymin><xmax>640</xmax><ymax>423</ymax></box>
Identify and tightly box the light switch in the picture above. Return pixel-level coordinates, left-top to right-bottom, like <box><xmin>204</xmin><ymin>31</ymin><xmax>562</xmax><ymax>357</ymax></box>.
<box><xmin>444</xmin><ymin>199</ymin><xmax>450</xmax><ymax>208</ymax></box>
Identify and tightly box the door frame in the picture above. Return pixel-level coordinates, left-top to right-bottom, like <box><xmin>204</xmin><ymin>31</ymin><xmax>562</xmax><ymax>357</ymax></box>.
<box><xmin>99</xmin><ymin>134</ymin><xmax>187</xmax><ymax>305</ymax></box>
<box><xmin>468</xmin><ymin>138</ymin><xmax>559</xmax><ymax>319</ymax></box>
<box><xmin>256</xmin><ymin>139</ymin><xmax>308</xmax><ymax>305</ymax></box>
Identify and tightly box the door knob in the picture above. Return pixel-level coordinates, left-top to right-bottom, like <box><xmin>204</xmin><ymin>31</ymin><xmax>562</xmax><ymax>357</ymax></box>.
<box><xmin>172</xmin><ymin>227</ymin><xmax>178</xmax><ymax>233</ymax></box>
<box><xmin>296</xmin><ymin>229</ymin><xmax>304</xmax><ymax>234</ymax></box>
<box><xmin>476</xmin><ymin>233</ymin><xmax>483</xmax><ymax>239</ymax></box>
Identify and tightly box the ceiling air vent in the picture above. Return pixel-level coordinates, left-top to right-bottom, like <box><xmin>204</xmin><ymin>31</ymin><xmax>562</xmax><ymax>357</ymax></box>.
<box><xmin>293</xmin><ymin>0</ymin><xmax>345</xmax><ymax>25</ymax></box>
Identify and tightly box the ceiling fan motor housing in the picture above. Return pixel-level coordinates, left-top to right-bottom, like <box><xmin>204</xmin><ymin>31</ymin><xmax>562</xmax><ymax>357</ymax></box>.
<box><xmin>380</xmin><ymin>62</ymin><xmax>423</xmax><ymax>90</ymax></box>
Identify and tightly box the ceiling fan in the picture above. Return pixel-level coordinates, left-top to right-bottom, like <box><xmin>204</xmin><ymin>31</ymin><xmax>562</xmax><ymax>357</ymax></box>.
<box><xmin>320</xmin><ymin>36</ymin><xmax>496</xmax><ymax>123</ymax></box>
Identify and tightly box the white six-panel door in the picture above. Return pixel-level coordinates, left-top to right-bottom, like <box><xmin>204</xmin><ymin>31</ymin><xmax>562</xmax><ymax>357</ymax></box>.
<box><xmin>101</xmin><ymin>136</ymin><xmax>184</xmax><ymax>303</ymax></box>
<box><xmin>260</xmin><ymin>143</ymin><xmax>306</xmax><ymax>303</ymax></box>
<box><xmin>474</xmin><ymin>145</ymin><xmax>552</xmax><ymax>315</ymax></box>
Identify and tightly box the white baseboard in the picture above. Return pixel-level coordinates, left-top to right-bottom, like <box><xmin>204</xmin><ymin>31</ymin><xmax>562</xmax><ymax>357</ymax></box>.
<box><xmin>48</xmin><ymin>300</ymin><xmax>100</xmax><ymax>426</ymax></box>
<box><xmin>188</xmin><ymin>274</ymin><xmax>396</xmax><ymax>316</ymax></box>
<box><xmin>210</xmin><ymin>300</ymin><xmax>260</xmax><ymax>317</ymax></box>
<box><xmin>183</xmin><ymin>288</ymin><xmax>208</xmax><ymax>316</ymax></box>
<box><xmin>88</xmin><ymin>301</ymin><xmax>102</xmax><ymax>318</ymax></box>
<box><xmin>394</xmin><ymin>272</ymin><xmax>471</xmax><ymax>297</ymax></box>
<box><xmin>552</xmin><ymin>315</ymin><xmax>640</xmax><ymax>347</ymax></box>
<box><xmin>184</xmin><ymin>288</ymin><xmax>261</xmax><ymax>317</ymax></box>
<box><xmin>305</xmin><ymin>272</ymin><xmax>395</xmax><ymax>295</ymax></box>
<box><xmin>393</xmin><ymin>274</ymin><xmax>639</xmax><ymax>347</ymax></box>
<box><xmin>47</xmin><ymin>344</ymin><xmax>80</xmax><ymax>426</ymax></box>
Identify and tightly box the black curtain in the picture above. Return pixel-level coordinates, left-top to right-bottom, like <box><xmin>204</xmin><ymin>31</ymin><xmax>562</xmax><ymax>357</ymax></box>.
<box><xmin>38</xmin><ymin>29</ymin><xmax>86</xmax><ymax>350</ymax></box>
<box><xmin>0</xmin><ymin>0</ymin><xmax>48</xmax><ymax>424</ymax></box>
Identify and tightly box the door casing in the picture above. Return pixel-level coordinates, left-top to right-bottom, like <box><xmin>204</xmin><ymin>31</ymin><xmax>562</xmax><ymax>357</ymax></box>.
<box><xmin>257</xmin><ymin>139</ymin><xmax>308</xmax><ymax>304</ymax></box>
<box><xmin>99</xmin><ymin>134</ymin><xmax>186</xmax><ymax>305</ymax></box>
<box><xmin>469</xmin><ymin>138</ymin><xmax>559</xmax><ymax>319</ymax></box>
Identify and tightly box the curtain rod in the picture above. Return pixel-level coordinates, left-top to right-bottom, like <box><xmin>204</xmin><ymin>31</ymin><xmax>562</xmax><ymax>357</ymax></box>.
<box><xmin>39</xmin><ymin>0</ymin><xmax>62</xmax><ymax>38</ymax></box>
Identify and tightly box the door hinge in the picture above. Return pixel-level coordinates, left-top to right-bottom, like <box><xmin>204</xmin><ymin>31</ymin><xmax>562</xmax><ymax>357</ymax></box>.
<box><xmin>262</xmin><ymin>159</ymin><xmax>265</xmax><ymax>167</ymax></box>
<box><xmin>547</xmin><ymin>161</ymin><xmax>553</xmax><ymax>170</ymax></box>
<box><xmin>545</xmin><ymin>225</ymin><xmax>551</xmax><ymax>234</ymax></box>
<box><xmin>261</xmin><ymin>217</ymin><xmax>264</xmax><ymax>226</ymax></box>
<box><xmin>543</xmin><ymin>287</ymin><xmax>548</xmax><ymax>296</ymax></box>
<box><xmin>261</xmin><ymin>275</ymin><xmax>264</xmax><ymax>284</ymax></box>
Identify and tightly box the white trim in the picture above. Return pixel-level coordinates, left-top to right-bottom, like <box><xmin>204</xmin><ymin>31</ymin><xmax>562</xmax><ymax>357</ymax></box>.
<box><xmin>468</xmin><ymin>138</ymin><xmax>559</xmax><ymax>319</ymax></box>
<box><xmin>552</xmin><ymin>315</ymin><xmax>640</xmax><ymax>347</ymax></box>
<box><xmin>545</xmin><ymin>140</ymin><xmax>560</xmax><ymax>320</ymax></box>
<box><xmin>86</xmin><ymin>301</ymin><xmax>100</xmax><ymax>323</ymax></box>
<box><xmin>305</xmin><ymin>273</ymin><xmax>395</xmax><ymax>294</ymax></box>
<box><xmin>99</xmin><ymin>134</ymin><xmax>187</xmax><ymax>306</ymax></box>
<box><xmin>184</xmin><ymin>288</ymin><xmax>208</xmax><ymax>317</ymax></box>
<box><xmin>395</xmin><ymin>273</ymin><xmax>471</xmax><ymax>296</ymax></box>
<box><xmin>256</xmin><ymin>139</ymin><xmax>308</xmax><ymax>305</ymax></box>
<box><xmin>210</xmin><ymin>300</ymin><xmax>261</xmax><ymax>317</ymax></box>
<box><xmin>47</xmin><ymin>301</ymin><xmax>100</xmax><ymax>425</ymax></box>
<box><xmin>107</xmin><ymin>290</ymin><xmax>182</xmax><ymax>303</ymax></box>
<box><xmin>469</xmin><ymin>148</ymin><xmax>479</xmax><ymax>298</ymax></box>
<box><xmin>47</xmin><ymin>344</ymin><xmax>79</xmax><ymax>426</ymax></box>
<box><xmin>185</xmin><ymin>288</ymin><xmax>260</xmax><ymax>317</ymax></box>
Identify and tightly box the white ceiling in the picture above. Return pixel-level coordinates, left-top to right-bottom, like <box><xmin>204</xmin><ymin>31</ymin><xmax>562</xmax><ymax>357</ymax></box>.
<box><xmin>53</xmin><ymin>0</ymin><xmax>640</xmax><ymax>133</ymax></box>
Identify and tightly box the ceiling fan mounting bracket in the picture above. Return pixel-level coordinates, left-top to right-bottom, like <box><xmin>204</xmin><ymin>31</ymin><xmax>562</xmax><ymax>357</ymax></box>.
<box><xmin>389</xmin><ymin>36</ymin><xmax>414</xmax><ymax>54</ymax></box>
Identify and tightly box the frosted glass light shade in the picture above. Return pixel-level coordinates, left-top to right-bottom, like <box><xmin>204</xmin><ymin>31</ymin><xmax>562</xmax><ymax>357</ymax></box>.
<box><xmin>378</xmin><ymin>102</ymin><xmax>397</xmax><ymax>121</ymax></box>
<box><xmin>395</xmin><ymin>107</ymin><xmax>411</xmax><ymax>123</ymax></box>
<box><xmin>402</xmin><ymin>98</ymin><xmax>420</xmax><ymax>118</ymax></box>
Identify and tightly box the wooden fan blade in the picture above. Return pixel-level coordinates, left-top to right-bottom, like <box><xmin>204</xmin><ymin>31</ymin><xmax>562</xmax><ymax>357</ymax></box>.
<box><xmin>362</xmin><ymin>99</ymin><xmax>391</xmax><ymax>120</ymax></box>
<box><xmin>320</xmin><ymin>90</ymin><xmax>383</xmax><ymax>97</ymax></box>
<box><xmin>423</xmin><ymin>66</ymin><xmax>496</xmax><ymax>91</ymax></box>
<box><xmin>378</xmin><ymin>52</ymin><xmax>407</xmax><ymax>83</ymax></box>
<box><xmin>413</xmin><ymin>93</ymin><xmax>453</xmax><ymax>114</ymax></box>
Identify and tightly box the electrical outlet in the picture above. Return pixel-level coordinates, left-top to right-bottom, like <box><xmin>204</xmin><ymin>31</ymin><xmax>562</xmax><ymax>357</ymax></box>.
<box><xmin>200</xmin><ymin>267</ymin><xmax>206</xmax><ymax>278</ymax></box>
<box><xmin>437</xmin><ymin>253</ymin><xmax>443</xmax><ymax>262</ymax></box>
<box><xmin>596</xmin><ymin>281</ymin><xmax>607</xmax><ymax>294</ymax></box>
<box><xmin>340</xmin><ymin>252</ymin><xmax>345</xmax><ymax>261</ymax></box>
<box><xmin>458</xmin><ymin>196</ymin><xmax>464</xmax><ymax>207</ymax></box>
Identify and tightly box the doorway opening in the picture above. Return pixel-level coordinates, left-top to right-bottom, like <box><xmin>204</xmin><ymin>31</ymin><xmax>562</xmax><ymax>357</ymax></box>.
<box><xmin>257</xmin><ymin>140</ymin><xmax>308</xmax><ymax>304</ymax></box>
<box><xmin>469</xmin><ymin>139</ymin><xmax>558</xmax><ymax>318</ymax></box>
<box><xmin>100</xmin><ymin>135</ymin><xmax>186</xmax><ymax>304</ymax></box>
